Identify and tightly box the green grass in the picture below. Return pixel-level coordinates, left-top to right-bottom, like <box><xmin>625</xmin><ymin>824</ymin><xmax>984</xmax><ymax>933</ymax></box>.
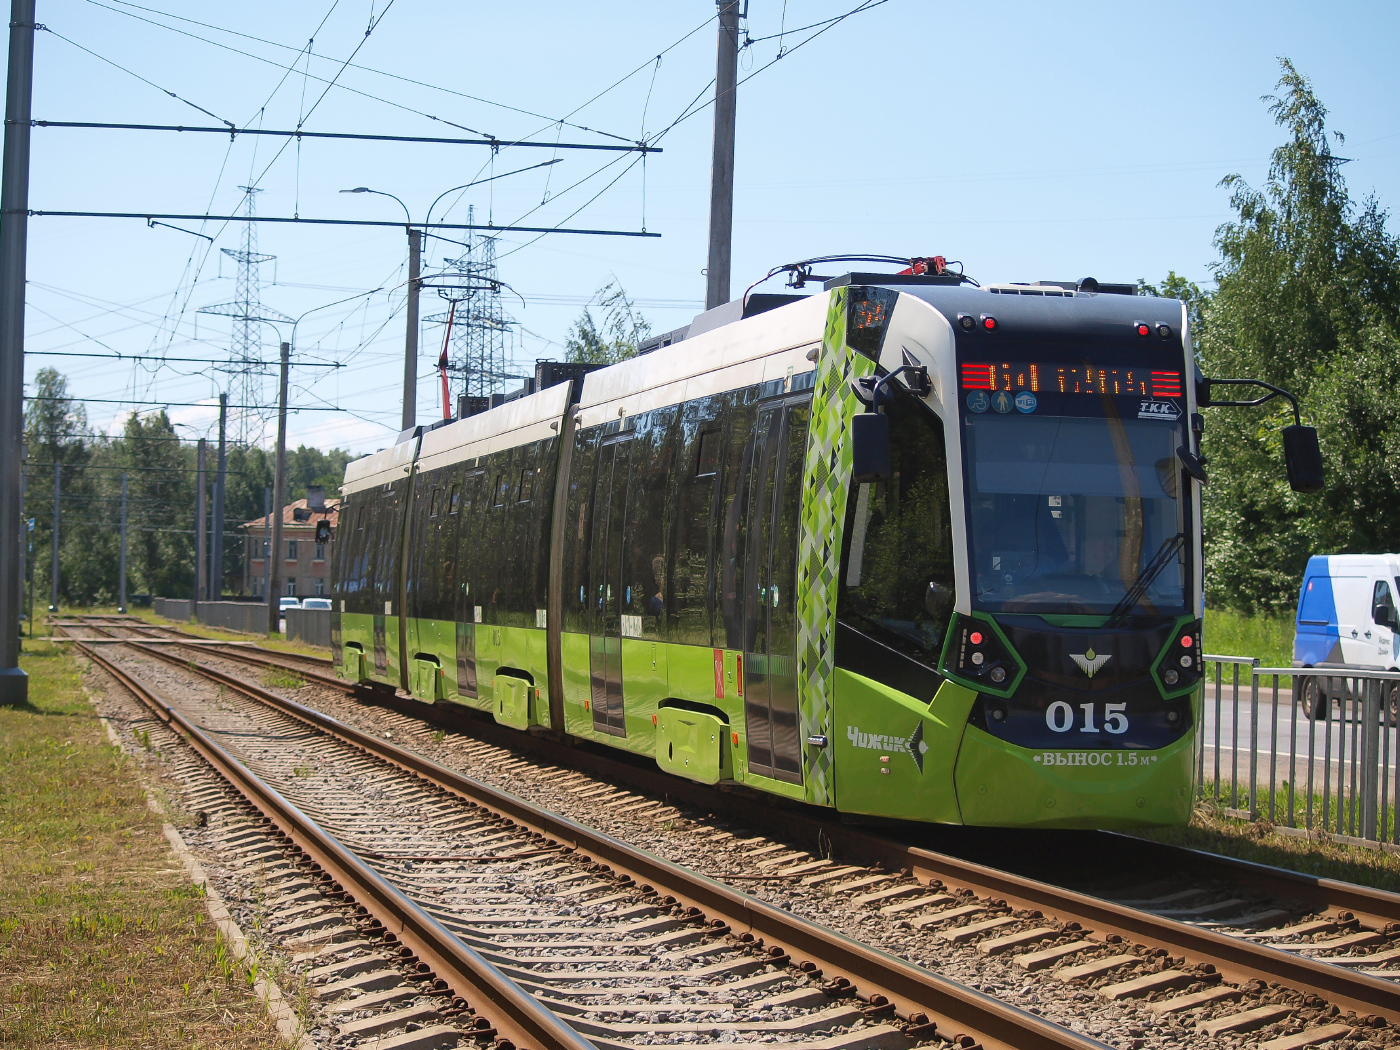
<box><xmin>262</xmin><ymin>667</ymin><xmax>306</xmax><ymax>691</ymax></box>
<box><xmin>1140</xmin><ymin>786</ymin><xmax>1400</xmax><ymax>893</ymax></box>
<box><xmin>1203</xmin><ymin>608</ymin><xmax>1294</xmax><ymax>668</ymax></box>
<box><xmin>0</xmin><ymin>638</ymin><xmax>276</xmax><ymax>1047</ymax></box>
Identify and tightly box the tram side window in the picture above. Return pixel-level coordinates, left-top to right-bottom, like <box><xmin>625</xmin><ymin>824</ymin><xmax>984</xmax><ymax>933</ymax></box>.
<box><xmin>420</xmin><ymin>478</ymin><xmax>445</xmax><ymax>619</ymax></box>
<box><xmin>622</xmin><ymin>408</ymin><xmax>677</xmax><ymax>641</ymax></box>
<box><xmin>562</xmin><ymin>430</ymin><xmax>602</xmax><ymax>634</ymax></box>
<box><xmin>454</xmin><ymin>472</ymin><xmax>484</xmax><ymax>621</ymax></box>
<box><xmin>518</xmin><ymin>441</ymin><xmax>552</xmax><ymax>620</ymax></box>
<box><xmin>475</xmin><ymin>453</ymin><xmax>507</xmax><ymax>625</ymax></box>
<box><xmin>669</xmin><ymin>401</ymin><xmax>724</xmax><ymax>646</ymax></box>
<box><xmin>356</xmin><ymin>505</ymin><xmax>370</xmax><ymax>602</ymax></box>
<box><xmin>717</xmin><ymin>391</ymin><xmax>760</xmax><ymax>651</ymax></box>
<box><xmin>838</xmin><ymin>391</ymin><xmax>955</xmax><ymax>665</ymax></box>
<box><xmin>498</xmin><ymin>446</ymin><xmax>533</xmax><ymax>628</ymax></box>
<box><xmin>375</xmin><ymin>484</ymin><xmax>404</xmax><ymax>609</ymax></box>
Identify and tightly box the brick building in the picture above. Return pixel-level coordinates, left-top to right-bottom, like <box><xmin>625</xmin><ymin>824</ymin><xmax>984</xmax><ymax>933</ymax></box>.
<box><xmin>241</xmin><ymin>499</ymin><xmax>339</xmax><ymax>599</ymax></box>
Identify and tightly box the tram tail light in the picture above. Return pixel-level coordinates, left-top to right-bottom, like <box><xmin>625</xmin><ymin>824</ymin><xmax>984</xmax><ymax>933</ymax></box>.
<box><xmin>943</xmin><ymin>614</ymin><xmax>1020</xmax><ymax>697</ymax></box>
<box><xmin>1156</xmin><ymin>620</ymin><xmax>1202</xmax><ymax>695</ymax></box>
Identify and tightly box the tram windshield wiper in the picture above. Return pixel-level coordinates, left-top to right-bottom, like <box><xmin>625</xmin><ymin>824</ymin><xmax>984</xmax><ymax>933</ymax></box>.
<box><xmin>1105</xmin><ymin>532</ymin><xmax>1186</xmax><ymax>627</ymax></box>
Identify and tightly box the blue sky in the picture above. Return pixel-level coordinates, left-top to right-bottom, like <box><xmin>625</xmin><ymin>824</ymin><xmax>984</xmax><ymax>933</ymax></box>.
<box><xmin>18</xmin><ymin>1</ymin><xmax>1400</xmax><ymax>455</ymax></box>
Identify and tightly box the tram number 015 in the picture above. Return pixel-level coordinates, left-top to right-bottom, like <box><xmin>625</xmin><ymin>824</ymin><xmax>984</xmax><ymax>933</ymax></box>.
<box><xmin>1045</xmin><ymin>701</ymin><xmax>1128</xmax><ymax>734</ymax></box>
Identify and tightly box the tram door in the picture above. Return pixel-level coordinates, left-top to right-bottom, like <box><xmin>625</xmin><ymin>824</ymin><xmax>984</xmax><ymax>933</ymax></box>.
<box><xmin>743</xmin><ymin>399</ymin><xmax>809</xmax><ymax>784</ymax></box>
<box><xmin>588</xmin><ymin>438</ymin><xmax>632</xmax><ymax>736</ymax></box>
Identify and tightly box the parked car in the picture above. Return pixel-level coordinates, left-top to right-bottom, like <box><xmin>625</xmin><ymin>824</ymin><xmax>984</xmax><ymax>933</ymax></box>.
<box><xmin>1293</xmin><ymin>554</ymin><xmax>1400</xmax><ymax>719</ymax></box>
<box><xmin>279</xmin><ymin>596</ymin><xmax>301</xmax><ymax>611</ymax></box>
<box><xmin>301</xmin><ymin>598</ymin><xmax>332</xmax><ymax>611</ymax></box>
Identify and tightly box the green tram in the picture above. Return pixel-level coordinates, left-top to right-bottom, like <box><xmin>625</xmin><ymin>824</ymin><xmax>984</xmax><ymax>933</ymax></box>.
<box><xmin>332</xmin><ymin>270</ymin><xmax>1321</xmax><ymax>828</ymax></box>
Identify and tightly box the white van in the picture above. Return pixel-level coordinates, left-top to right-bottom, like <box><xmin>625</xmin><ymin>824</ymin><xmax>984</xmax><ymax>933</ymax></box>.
<box><xmin>1293</xmin><ymin>553</ymin><xmax>1400</xmax><ymax>716</ymax></box>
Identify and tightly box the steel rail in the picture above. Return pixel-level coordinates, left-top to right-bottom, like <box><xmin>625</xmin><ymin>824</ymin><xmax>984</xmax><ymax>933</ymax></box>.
<box><xmin>66</xmin><ymin>633</ymin><xmax>594</xmax><ymax>1050</ymax></box>
<box><xmin>76</xmin><ymin>618</ymin><xmax>1400</xmax><ymax>1022</ymax></box>
<box><xmin>100</xmin><ymin>629</ymin><xmax>1109</xmax><ymax>1050</ymax></box>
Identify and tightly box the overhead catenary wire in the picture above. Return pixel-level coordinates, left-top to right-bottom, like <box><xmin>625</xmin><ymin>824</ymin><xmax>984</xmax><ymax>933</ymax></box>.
<box><xmin>84</xmin><ymin>0</ymin><xmax>643</xmax><ymax>144</ymax></box>
<box><xmin>37</xmin><ymin>24</ymin><xmax>235</xmax><ymax>128</ymax></box>
<box><xmin>26</xmin><ymin>396</ymin><xmax>345</xmax><ymax>411</ymax></box>
<box><xmin>31</xmin><ymin>121</ymin><xmax>660</xmax><ymax>154</ymax></box>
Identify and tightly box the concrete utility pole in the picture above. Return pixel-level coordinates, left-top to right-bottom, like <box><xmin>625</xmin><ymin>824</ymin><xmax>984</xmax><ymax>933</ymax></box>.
<box><xmin>267</xmin><ymin>342</ymin><xmax>289</xmax><ymax>634</ymax></box>
<box><xmin>0</xmin><ymin>0</ymin><xmax>36</xmax><ymax>701</ymax></box>
<box><xmin>262</xmin><ymin>486</ymin><xmax>271</xmax><ymax>601</ymax></box>
<box><xmin>705</xmin><ymin>0</ymin><xmax>741</xmax><ymax>312</ymax></box>
<box><xmin>212</xmin><ymin>393</ymin><xmax>227</xmax><ymax>598</ymax></box>
<box><xmin>402</xmin><ymin>227</ymin><xmax>421</xmax><ymax>431</ymax></box>
<box><xmin>194</xmin><ymin>438</ymin><xmax>206</xmax><ymax>610</ymax></box>
<box><xmin>118</xmin><ymin>473</ymin><xmax>127</xmax><ymax>613</ymax></box>
<box><xmin>48</xmin><ymin>462</ymin><xmax>58</xmax><ymax>612</ymax></box>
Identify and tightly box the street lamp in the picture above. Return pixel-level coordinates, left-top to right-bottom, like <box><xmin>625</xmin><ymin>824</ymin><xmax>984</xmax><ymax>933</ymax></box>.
<box><xmin>341</xmin><ymin>161</ymin><xmax>562</xmax><ymax>432</ymax></box>
<box><xmin>342</xmin><ymin>187</ymin><xmax>418</xmax><ymax>432</ymax></box>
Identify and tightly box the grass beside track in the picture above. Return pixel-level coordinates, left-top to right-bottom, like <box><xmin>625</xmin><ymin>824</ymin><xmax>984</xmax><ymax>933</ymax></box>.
<box><xmin>0</xmin><ymin>633</ymin><xmax>278</xmax><ymax>1047</ymax></box>
<box><xmin>1138</xmin><ymin>793</ymin><xmax>1400</xmax><ymax>894</ymax></box>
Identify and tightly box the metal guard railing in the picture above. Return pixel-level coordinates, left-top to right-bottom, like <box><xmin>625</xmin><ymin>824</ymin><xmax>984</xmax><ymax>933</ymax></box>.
<box><xmin>1199</xmin><ymin>655</ymin><xmax>1400</xmax><ymax>847</ymax></box>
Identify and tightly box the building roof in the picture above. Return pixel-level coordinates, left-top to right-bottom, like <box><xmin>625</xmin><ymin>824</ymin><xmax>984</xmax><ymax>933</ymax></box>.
<box><xmin>241</xmin><ymin>498</ymin><xmax>340</xmax><ymax>533</ymax></box>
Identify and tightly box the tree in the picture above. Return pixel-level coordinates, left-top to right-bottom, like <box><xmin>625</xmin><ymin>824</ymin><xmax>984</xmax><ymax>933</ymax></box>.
<box><xmin>1189</xmin><ymin>59</ymin><xmax>1400</xmax><ymax>613</ymax></box>
<box><xmin>564</xmin><ymin>281</ymin><xmax>651</xmax><ymax>365</ymax></box>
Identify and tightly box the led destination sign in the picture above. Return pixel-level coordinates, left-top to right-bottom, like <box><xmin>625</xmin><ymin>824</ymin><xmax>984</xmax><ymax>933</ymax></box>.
<box><xmin>960</xmin><ymin>362</ymin><xmax>1183</xmax><ymax>399</ymax></box>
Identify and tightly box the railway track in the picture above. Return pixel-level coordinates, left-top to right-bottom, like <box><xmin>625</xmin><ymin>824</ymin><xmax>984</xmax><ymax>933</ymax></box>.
<box><xmin>62</xmin><ymin>619</ymin><xmax>1108</xmax><ymax>1050</ymax></box>
<box><xmin>63</xmin><ymin>616</ymin><xmax>1400</xmax><ymax>1046</ymax></box>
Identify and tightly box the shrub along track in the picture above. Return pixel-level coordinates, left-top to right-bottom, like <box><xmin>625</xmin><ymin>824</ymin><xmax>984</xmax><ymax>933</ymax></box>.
<box><xmin>59</xmin><ymin>620</ymin><xmax>1107</xmax><ymax>1050</ymax></box>
<box><xmin>65</xmin><ymin>616</ymin><xmax>1400</xmax><ymax>1048</ymax></box>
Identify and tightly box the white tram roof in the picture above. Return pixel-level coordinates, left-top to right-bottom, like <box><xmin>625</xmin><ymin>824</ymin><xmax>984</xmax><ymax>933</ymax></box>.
<box><xmin>416</xmin><ymin>380</ymin><xmax>573</xmax><ymax>475</ymax></box>
<box><xmin>573</xmin><ymin>290</ymin><xmax>829</xmax><ymax>428</ymax></box>
<box><xmin>342</xmin><ymin>434</ymin><xmax>417</xmax><ymax>495</ymax></box>
<box><xmin>341</xmin><ymin>289</ymin><xmax>831</xmax><ymax>496</ymax></box>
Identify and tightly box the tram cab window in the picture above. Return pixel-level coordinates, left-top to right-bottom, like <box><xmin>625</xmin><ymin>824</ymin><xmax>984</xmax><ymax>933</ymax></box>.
<box><xmin>838</xmin><ymin>392</ymin><xmax>956</xmax><ymax>665</ymax></box>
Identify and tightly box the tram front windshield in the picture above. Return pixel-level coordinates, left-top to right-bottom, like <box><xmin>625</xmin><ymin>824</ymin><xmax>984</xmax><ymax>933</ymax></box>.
<box><xmin>964</xmin><ymin>413</ymin><xmax>1187</xmax><ymax>618</ymax></box>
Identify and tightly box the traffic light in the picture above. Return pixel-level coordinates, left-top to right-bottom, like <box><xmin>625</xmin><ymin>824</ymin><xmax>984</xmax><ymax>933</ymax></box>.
<box><xmin>315</xmin><ymin>519</ymin><xmax>331</xmax><ymax>544</ymax></box>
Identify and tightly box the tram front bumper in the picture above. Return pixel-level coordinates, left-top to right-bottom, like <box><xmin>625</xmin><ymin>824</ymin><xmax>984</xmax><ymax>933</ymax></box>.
<box><xmin>952</xmin><ymin>725</ymin><xmax>1196</xmax><ymax>829</ymax></box>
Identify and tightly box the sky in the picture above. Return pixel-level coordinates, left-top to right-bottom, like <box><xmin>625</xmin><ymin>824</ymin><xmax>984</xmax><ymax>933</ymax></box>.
<box><xmin>16</xmin><ymin>0</ymin><xmax>1400</xmax><ymax>458</ymax></box>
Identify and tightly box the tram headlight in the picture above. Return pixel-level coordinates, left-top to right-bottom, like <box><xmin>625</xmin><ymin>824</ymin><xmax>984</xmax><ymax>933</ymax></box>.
<box><xmin>1164</xmin><ymin>668</ymin><xmax>1179</xmax><ymax>685</ymax></box>
<box><xmin>988</xmin><ymin>703</ymin><xmax>1007</xmax><ymax>722</ymax></box>
<box><xmin>989</xmin><ymin>666</ymin><xmax>1006</xmax><ymax>684</ymax></box>
<box><xmin>971</xmin><ymin>652</ymin><xmax>985</xmax><ymax>666</ymax></box>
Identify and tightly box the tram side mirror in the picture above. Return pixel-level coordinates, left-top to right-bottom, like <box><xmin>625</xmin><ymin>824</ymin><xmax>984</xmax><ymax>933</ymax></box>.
<box><xmin>925</xmin><ymin>580</ymin><xmax>954</xmax><ymax>623</ymax></box>
<box><xmin>851</xmin><ymin>411</ymin><xmax>890</xmax><ymax>483</ymax></box>
<box><xmin>1282</xmin><ymin>425</ymin><xmax>1325</xmax><ymax>494</ymax></box>
<box><xmin>1176</xmin><ymin>447</ymin><xmax>1208</xmax><ymax>485</ymax></box>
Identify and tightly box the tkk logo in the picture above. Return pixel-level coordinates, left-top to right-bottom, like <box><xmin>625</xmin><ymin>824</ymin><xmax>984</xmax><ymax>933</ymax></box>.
<box><xmin>1070</xmin><ymin>649</ymin><xmax>1111</xmax><ymax>678</ymax></box>
<box><xmin>1137</xmin><ymin>400</ymin><xmax>1181</xmax><ymax>421</ymax></box>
